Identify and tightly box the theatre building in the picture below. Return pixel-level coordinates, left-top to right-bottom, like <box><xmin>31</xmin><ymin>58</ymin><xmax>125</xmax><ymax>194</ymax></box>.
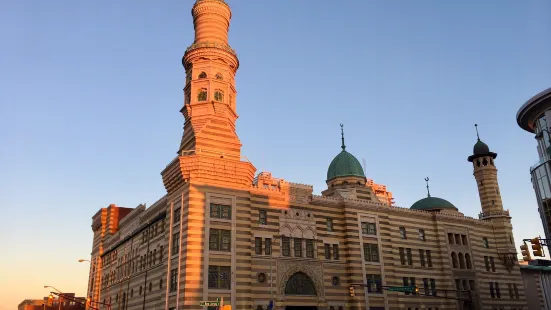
<box><xmin>86</xmin><ymin>1</ymin><xmax>528</xmax><ymax>309</ymax></box>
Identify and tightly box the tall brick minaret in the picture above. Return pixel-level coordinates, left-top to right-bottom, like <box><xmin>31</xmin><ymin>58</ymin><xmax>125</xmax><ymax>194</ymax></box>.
<box><xmin>178</xmin><ymin>0</ymin><xmax>241</xmax><ymax>158</ymax></box>
<box><xmin>162</xmin><ymin>0</ymin><xmax>255</xmax><ymax>193</ymax></box>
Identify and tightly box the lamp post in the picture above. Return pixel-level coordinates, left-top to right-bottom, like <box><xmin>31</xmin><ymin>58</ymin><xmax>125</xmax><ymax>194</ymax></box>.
<box><xmin>43</xmin><ymin>286</ymin><xmax>62</xmax><ymax>310</ymax></box>
<box><xmin>79</xmin><ymin>258</ymin><xmax>101</xmax><ymax>310</ymax></box>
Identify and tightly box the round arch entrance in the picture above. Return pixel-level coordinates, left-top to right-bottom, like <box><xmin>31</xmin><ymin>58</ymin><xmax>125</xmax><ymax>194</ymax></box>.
<box><xmin>283</xmin><ymin>272</ymin><xmax>318</xmax><ymax>310</ymax></box>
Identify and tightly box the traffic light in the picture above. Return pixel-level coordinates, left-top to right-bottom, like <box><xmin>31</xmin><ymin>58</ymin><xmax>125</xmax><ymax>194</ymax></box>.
<box><xmin>221</xmin><ymin>305</ymin><xmax>231</xmax><ymax>310</ymax></box>
<box><xmin>349</xmin><ymin>286</ymin><xmax>355</xmax><ymax>297</ymax></box>
<box><xmin>531</xmin><ymin>238</ymin><xmax>543</xmax><ymax>257</ymax></box>
<box><xmin>47</xmin><ymin>294</ymin><xmax>53</xmax><ymax>307</ymax></box>
<box><xmin>414</xmin><ymin>286</ymin><xmax>419</xmax><ymax>295</ymax></box>
<box><xmin>520</xmin><ymin>243</ymin><xmax>531</xmax><ymax>261</ymax></box>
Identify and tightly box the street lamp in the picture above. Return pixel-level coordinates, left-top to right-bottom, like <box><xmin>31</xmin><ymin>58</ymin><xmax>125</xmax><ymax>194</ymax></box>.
<box><xmin>44</xmin><ymin>286</ymin><xmax>62</xmax><ymax>310</ymax></box>
<box><xmin>79</xmin><ymin>258</ymin><xmax>101</xmax><ymax>310</ymax></box>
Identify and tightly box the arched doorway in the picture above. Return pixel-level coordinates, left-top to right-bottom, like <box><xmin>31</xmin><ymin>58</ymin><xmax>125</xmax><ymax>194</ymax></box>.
<box><xmin>284</xmin><ymin>272</ymin><xmax>317</xmax><ymax>310</ymax></box>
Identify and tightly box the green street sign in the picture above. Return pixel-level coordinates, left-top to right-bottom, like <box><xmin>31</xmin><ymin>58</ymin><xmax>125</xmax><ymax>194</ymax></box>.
<box><xmin>199</xmin><ymin>301</ymin><xmax>220</xmax><ymax>306</ymax></box>
<box><xmin>387</xmin><ymin>286</ymin><xmax>416</xmax><ymax>293</ymax></box>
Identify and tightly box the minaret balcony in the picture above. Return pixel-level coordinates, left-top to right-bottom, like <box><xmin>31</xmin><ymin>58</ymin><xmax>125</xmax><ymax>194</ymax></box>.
<box><xmin>478</xmin><ymin>210</ymin><xmax>511</xmax><ymax>219</ymax></box>
<box><xmin>185</xmin><ymin>41</ymin><xmax>237</xmax><ymax>56</ymax></box>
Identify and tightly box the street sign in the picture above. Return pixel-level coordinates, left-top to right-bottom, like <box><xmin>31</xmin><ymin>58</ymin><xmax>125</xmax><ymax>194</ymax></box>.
<box><xmin>387</xmin><ymin>286</ymin><xmax>416</xmax><ymax>293</ymax></box>
<box><xmin>199</xmin><ymin>301</ymin><xmax>220</xmax><ymax>307</ymax></box>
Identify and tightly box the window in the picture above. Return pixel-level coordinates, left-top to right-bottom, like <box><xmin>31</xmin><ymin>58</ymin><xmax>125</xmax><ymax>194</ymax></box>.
<box><xmin>214</xmin><ymin>89</ymin><xmax>224</xmax><ymax>102</ymax></box>
<box><xmin>170</xmin><ymin>268</ymin><xmax>178</xmax><ymax>292</ymax></box>
<box><xmin>406</xmin><ymin>248</ymin><xmax>413</xmax><ymax>265</ymax></box>
<box><xmin>265</xmin><ymin>238</ymin><xmax>272</xmax><ymax>255</ymax></box>
<box><xmin>173</xmin><ymin>208</ymin><xmax>181</xmax><ymax>224</ymax></box>
<box><xmin>513</xmin><ymin>283</ymin><xmax>519</xmax><ymax>299</ymax></box>
<box><xmin>399</xmin><ymin>227</ymin><xmax>407</xmax><ymax>239</ymax></box>
<box><xmin>430</xmin><ymin>279</ymin><xmax>437</xmax><ymax>296</ymax></box>
<box><xmin>282</xmin><ymin>237</ymin><xmax>290</xmax><ymax>256</ymax></box>
<box><xmin>495</xmin><ymin>282</ymin><xmax>501</xmax><ymax>298</ymax></box>
<box><xmin>423</xmin><ymin>278</ymin><xmax>429</xmax><ymax>296</ymax></box>
<box><xmin>448</xmin><ymin>233</ymin><xmax>454</xmax><ymax>244</ymax></box>
<box><xmin>294</xmin><ymin>238</ymin><xmax>303</xmax><ymax>257</ymax></box>
<box><xmin>402</xmin><ymin>277</ymin><xmax>410</xmax><ymax>295</ymax></box>
<box><xmin>210</xmin><ymin>229</ymin><xmax>231</xmax><ymax>252</ymax></box>
<box><xmin>255</xmin><ymin>237</ymin><xmax>262</xmax><ymax>254</ymax></box>
<box><xmin>199</xmin><ymin>72</ymin><xmax>207</xmax><ymax>79</ymax></box>
<box><xmin>490</xmin><ymin>282</ymin><xmax>495</xmax><ymax>298</ymax></box>
<box><xmin>172</xmin><ymin>232</ymin><xmax>180</xmax><ymax>255</ymax></box>
<box><xmin>363</xmin><ymin>244</ymin><xmax>379</xmax><ymax>262</ymax></box>
<box><xmin>419</xmin><ymin>249</ymin><xmax>425</xmax><ymax>267</ymax></box>
<box><xmin>490</xmin><ymin>256</ymin><xmax>496</xmax><ymax>272</ymax></box>
<box><xmin>215</xmin><ymin>73</ymin><xmax>223</xmax><ymax>80</ymax></box>
<box><xmin>324</xmin><ymin>244</ymin><xmax>331</xmax><ymax>259</ymax></box>
<box><xmin>508</xmin><ymin>283</ymin><xmax>513</xmax><ymax>299</ymax></box>
<box><xmin>153</xmin><ymin>249</ymin><xmax>157</xmax><ymax>265</ymax></box>
<box><xmin>452</xmin><ymin>252</ymin><xmax>458</xmax><ymax>268</ymax></box>
<box><xmin>259</xmin><ymin>210</ymin><xmax>267</xmax><ymax>225</ymax></box>
<box><xmin>426</xmin><ymin>250</ymin><xmax>432</xmax><ymax>267</ymax></box>
<box><xmin>465</xmin><ymin>253</ymin><xmax>472</xmax><ymax>269</ymax></box>
<box><xmin>326</xmin><ymin>218</ymin><xmax>333</xmax><ymax>232</ymax></box>
<box><xmin>306</xmin><ymin>240</ymin><xmax>314</xmax><ymax>258</ymax></box>
<box><xmin>197</xmin><ymin>88</ymin><xmax>207</xmax><ymax>101</ymax></box>
<box><xmin>159</xmin><ymin>278</ymin><xmax>163</xmax><ymax>289</ymax></box>
<box><xmin>399</xmin><ymin>247</ymin><xmax>406</xmax><ymax>265</ymax></box>
<box><xmin>419</xmin><ymin>229</ymin><xmax>426</xmax><ymax>241</ymax></box>
<box><xmin>208</xmin><ymin>266</ymin><xmax>231</xmax><ymax>289</ymax></box>
<box><xmin>366</xmin><ymin>274</ymin><xmax>382</xmax><ymax>293</ymax></box>
<box><xmin>461</xmin><ymin>235</ymin><xmax>468</xmax><ymax>245</ymax></box>
<box><xmin>333</xmin><ymin>244</ymin><xmax>339</xmax><ymax>260</ymax></box>
<box><xmin>410</xmin><ymin>277</ymin><xmax>417</xmax><ymax>295</ymax></box>
<box><xmin>484</xmin><ymin>256</ymin><xmax>490</xmax><ymax>271</ymax></box>
<box><xmin>455</xmin><ymin>234</ymin><xmax>461</xmax><ymax>245</ymax></box>
<box><xmin>483</xmin><ymin>237</ymin><xmax>489</xmax><ymax>248</ymax></box>
<box><xmin>458</xmin><ymin>253</ymin><xmax>465</xmax><ymax>269</ymax></box>
<box><xmin>149</xmin><ymin>282</ymin><xmax>152</xmax><ymax>291</ymax></box>
<box><xmin>160</xmin><ymin>245</ymin><xmax>163</xmax><ymax>262</ymax></box>
<box><xmin>361</xmin><ymin>222</ymin><xmax>377</xmax><ymax>235</ymax></box>
<box><xmin>210</xmin><ymin>203</ymin><xmax>231</xmax><ymax>219</ymax></box>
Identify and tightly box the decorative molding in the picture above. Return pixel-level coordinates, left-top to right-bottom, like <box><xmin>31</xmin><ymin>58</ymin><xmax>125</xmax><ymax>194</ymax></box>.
<box><xmin>277</xmin><ymin>260</ymin><xmax>325</xmax><ymax>301</ymax></box>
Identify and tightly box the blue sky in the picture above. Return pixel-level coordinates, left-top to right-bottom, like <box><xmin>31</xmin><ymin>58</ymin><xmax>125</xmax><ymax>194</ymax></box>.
<box><xmin>1</xmin><ymin>0</ymin><xmax>550</xmax><ymax>308</ymax></box>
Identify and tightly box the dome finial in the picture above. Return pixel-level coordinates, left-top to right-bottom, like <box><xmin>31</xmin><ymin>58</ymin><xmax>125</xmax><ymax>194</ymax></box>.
<box><xmin>340</xmin><ymin>123</ymin><xmax>346</xmax><ymax>151</ymax></box>
<box><xmin>474</xmin><ymin>124</ymin><xmax>480</xmax><ymax>141</ymax></box>
<box><xmin>425</xmin><ymin>177</ymin><xmax>431</xmax><ymax>198</ymax></box>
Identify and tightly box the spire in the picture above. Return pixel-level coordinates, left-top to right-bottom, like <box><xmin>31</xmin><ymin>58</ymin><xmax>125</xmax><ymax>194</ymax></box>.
<box><xmin>475</xmin><ymin>124</ymin><xmax>480</xmax><ymax>141</ymax></box>
<box><xmin>340</xmin><ymin>123</ymin><xmax>346</xmax><ymax>151</ymax></box>
<box><xmin>425</xmin><ymin>177</ymin><xmax>431</xmax><ymax>198</ymax></box>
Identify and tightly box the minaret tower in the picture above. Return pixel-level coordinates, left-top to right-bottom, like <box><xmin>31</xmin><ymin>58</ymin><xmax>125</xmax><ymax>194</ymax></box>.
<box><xmin>467</xmin><ymin>124</ymin><xmax>506</xmax><ymax>218</ymax></box>
<box><xmin>179</xmin><ymin>0</ymin><xmax>241</xmax><ymax>158</ymax></box>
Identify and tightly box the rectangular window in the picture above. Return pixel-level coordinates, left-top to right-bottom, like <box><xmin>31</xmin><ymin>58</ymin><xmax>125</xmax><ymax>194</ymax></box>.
<box><xmin>333</xmin><ymin>244</ymin><xmax>339</xmax><ymax>260</ymax></box>
<box><xmin>294</xmin><ymin>238</ymin><xmax>302</xmax><ymax>257</ymax></box>
<box><xmin>366</xmin><ymin>274</ymin><xmax>382</xmax><ymax>293</ymax></box>
<box><xmin>508</xmin><ymin>283</ymin><xmax>513</xmax><ymax>299</ymax></box>
<box><xmin>490</xmin><ymin>257</ymin><xmax>496</xmax><ymax>272</ymax></box>
<box><xmin>448</xmin><ymin>233</ymin><xmax>454</xmax><ymax>244</ymax></box>
<box><xmin>362</xmin><ymin>243</ymin><xmax>379</xmax><ymax>262</ymax></box>
<box><xmin>361</xmin><ymin>222</ymin><xmax>376</xmax><ymax>235</ymax></box>
<box><xmin>265</xmin><ymin>238</ymin><xmax>272</xmax><ymax>255</ymax></box>
<box><xmin>209</xmin><ymin>229</ymin><xmax>231</xmax><ymax>252</ymax></box>
<box><xmin>419</xmin><ymin>249</ymin><xmax>425</xmax><ymax>267</ymax></box>
<box><xmin>430</xmin><ymin>279</ymin><xmax>436</xmax><ymax>296</ymax></box>
<box><xmin>326</xmin><ymin>218</ymin><xmax>333</xmax><ymax>232</ymax></box>
<box><xmin>495</xmin><ymin>282</ymin><xmax>500</xmax><ymax>298</ymax></box>
<box><xmin>208</xmin><ymin>266</ymin><xmax>231</xmax><ymax>289</ymax></box>
<box><xmin>484</xmin><ymin>256</ymin><xmax>490</xmax><ymax>271</ymax></box>
<box><xmin>173</xmin><ymin>208</ymin><xmax>181</xmax><ymax>224</ymax></box>
<box><xmin>419</xmin><ymin>229</ymin><xmax>426</xmax><ymax>241</ymax></box>
<box><xmin>410</xmin><ymin>277</ymin><xmax>416</xmax><ymax>295</ymax></box>
<box><xmin>282</xmin><ymin>237</ymin><xmax>290</xmax><ymax>256</ymax></box>
<box><xmin>259</xmin><ymin>210</ymin><xmax>267</xmax><ymax>225</ymax></box>
<box><xmin>324</xmin><ymin>244</ymin><xmax>331</xmax><ymax>259</ymax></box>
<box><xmin>423</xmin><ymin>278</ymin><xmax>429</xmax><ymax>296</ymax></box>
<box><xmin>489</xmin><ymin>282</ymin><xmax>495</xmax><ymax>298</ymax></box>
<box><xmin>513</xmin><ymin>283</ymin><xmax>519</xmax><ymax>299</ymax></box>
<box><xmin>461</xmin><ymin>234</ymin><xmax>468</xmax><ymax>245</ymax></box>
<box><xmin>210</xmin><ymin>203</ymin><xmax>231</xmax><ymax>220</ymax></box>
<box><xmin>172</xmin><ymin>232</ymin><xmax>180</xmax><ymax>255</ymax></box>
<box><xmin>306</xmin><ymin>240</ymin><xmax>314</xmax><ymax>258</ymax></box>
<box><xmin>406</xmin><ymin>248</ymin><xmax>413</xmax><ymax>265</ymax></box>
<box><xmin>361</xmin><ymin>222</ymin><xmax>368</xmax><ymax>234</ymax></box>
<box><xmin>426</xmin><ymin>250</ymin><xmax>432</xmax><ymax>267</ymax></box>
<box><xmin>170</xmin><ymin>268</ymin><xmax>178</xmax><ymax>292</ymax></box>
<box><xmin>400</xmin><ymin>227</ymin><xmax>407</xmax><ymax>239</ymax></box>
<box><xmin>402</xmin><ymin>277</ymin><xmax>410</xmax><ymax>295</ymax></box>
<box><xmin>255</xmin><ymin>237</ymin><xmax>262</xmax><ymax>255</ymax></box>
<box><xmin>483</xmin><ymin>237</ymin><xmax>489</xmax><ymax>248</ymax></box>
<box><xmin>399</xmin><ymin>247</ymin><xmax>406</xmax><ymax>265</ymax></box>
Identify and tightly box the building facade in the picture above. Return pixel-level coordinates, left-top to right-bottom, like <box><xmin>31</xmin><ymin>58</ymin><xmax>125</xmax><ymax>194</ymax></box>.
<box><xmin>18</xmin><ymin>293</ymin><xmax>86</xmax><ymax>310</ymax></box>
<box><xmin>516</xmin><ymin>87</ymin><xmax>551</xmax><ymax>243</ymax></box>
<box><xmin>86</xmin><ymin>1</ymin><xmax>528</xmax><ymax>309</ymax></box>
<box><xmin>519</xmin><ymin>260</ymin><xmax>551</xmax><ymax>310</ymax></box>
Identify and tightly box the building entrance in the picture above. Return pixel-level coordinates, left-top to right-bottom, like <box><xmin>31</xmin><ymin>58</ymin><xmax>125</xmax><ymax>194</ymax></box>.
<box><xmin>285</xmin><ymin>307</ymin><xmax>317</xmax><ymax>310</ymax></box>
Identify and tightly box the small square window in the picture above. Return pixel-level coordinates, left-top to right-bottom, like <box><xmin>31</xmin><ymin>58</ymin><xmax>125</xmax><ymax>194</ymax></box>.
<box><xmin>419</xmin><ymin>229</ymin><xmax>425</xmax><ymax>241</ymax></box>
<box><xmin>399</xmin><ymin>227</ymin><xmax>407</xmax><ymax>239</ymax></box>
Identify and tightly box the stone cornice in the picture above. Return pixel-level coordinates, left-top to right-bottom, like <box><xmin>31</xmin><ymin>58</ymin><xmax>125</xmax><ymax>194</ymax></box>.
<box><xmin>183</xmin><ymin>44</ymin><xmax>239</xmax><ymax>71</ymax></box>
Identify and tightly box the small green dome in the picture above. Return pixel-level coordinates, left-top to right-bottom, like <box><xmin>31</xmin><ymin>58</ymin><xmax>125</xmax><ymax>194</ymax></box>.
<box><xmin>473</xmin><ymin>139</ymin><xmax>490</xmax><ymax>155</ymax></box>
<box><xmin>410</xmin><ymin>196</ymin><xmax>458</xmax><ymax>211</ymax></box>
<box><xmin>327</xmin><ymin>150</ymin><xmax>366</xmax><ymax>181</ymax></box>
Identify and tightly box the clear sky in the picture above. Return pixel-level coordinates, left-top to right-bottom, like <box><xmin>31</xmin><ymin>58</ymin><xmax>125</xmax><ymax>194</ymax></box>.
<box><xmin>1</xmin><ymin>0</ymin><xmax>550</xmax><ymax>308</ymax></box>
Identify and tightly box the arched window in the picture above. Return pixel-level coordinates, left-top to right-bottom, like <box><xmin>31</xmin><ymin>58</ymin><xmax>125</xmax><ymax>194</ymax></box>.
<box><xmin>465</xmin><ymin>253</ymin><xmax>472</xmax><ymax>269</ymax></box>
<box><xmin>198</xmin><ymin>88</ymin><xmax>207</xmax><ymax>101</ymax></box>
<box><xmin>153</xmin><ymin>249</ymin><xmax>157</xmax><ymax>265</ymax></box>
<box><xmin>215</xmin><ymin>73</ymin><xmax>223</xmax><ymax>80</ymax></box>
<box><xmin>214</xmin><ymin>89</ymin><xmax>224</xmax><ymax>102</ymax></box>
<box><xmin>458</xmin><ymin>252</ymin><xmax>466</xmax><ymax>269</ymax></box>
<box><xmin>451</xmin><ymin>252</ymin><xmax>458</xmax><ymax>268</ymax></box>
<box><xmin>199</xmin><ymin>72</ymin><xmax>207</xmax><ymax>79</ymax></box>
<box><xmin>284</xmin><ymin>272</ymin><xmax>317</xmax><ymax>296</ymax></box>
